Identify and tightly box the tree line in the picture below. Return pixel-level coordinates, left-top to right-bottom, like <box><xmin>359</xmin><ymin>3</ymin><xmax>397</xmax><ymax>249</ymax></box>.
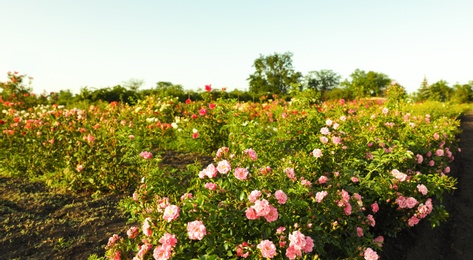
<box><xmin>1</xmin><ymin>52</ymin><xmax>472</xmax><ymax>107</ymax></box>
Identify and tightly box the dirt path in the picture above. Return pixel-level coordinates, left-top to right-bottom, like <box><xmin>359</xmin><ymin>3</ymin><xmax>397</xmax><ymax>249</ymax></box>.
<box><xmin>382</xmin><ymin>111</ymin><xmax>473</xmax><ymax>260</ymax></box>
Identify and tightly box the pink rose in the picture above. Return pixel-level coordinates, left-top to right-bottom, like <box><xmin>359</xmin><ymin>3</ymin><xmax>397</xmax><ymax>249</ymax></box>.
<box><xmin>364</xmin><ymin>248</ymin><xmax>379</xmax><ymax>260</ymax></box>
<box><xmin>315</xmin><ymin>191</ymin><xmax>328</xmax><ymax>203</ymax></box>
<box><xmin>139</xmin><ymin>151</ymin><xmax>153</xmax><ymax>159</ymax></box>
<box><xmin>159</xmin><ymin>233</ymin><xmax>177</xmax><ymax>247</ymax></box>
<box><xmin>417</xmin><ymin>184</ymin><xmax>428</xmax><ymax>195</ymax></box>
<box><xmin>320</xmin><ymin>127</ymin><xmax>330</xmax><ymax>135</ymax></box>
<box><xmin>367</xmin><ymin>214</ymin><xmax>376</xmax><ymax>227</ymax></box>
<box><xmin>318</xmin><ymin>175</ymin><xmax>329</xmax><ymax>184</ymax></box>
<box><xmin>304</xmin><ymin>236</ymin><xmax>314</xmax><ymax>253</ymax></box>
<box><xmin>275</xmin><ymin>190</ymin><xmax>288</xmax><ymax>204</ymax></box>
<box><xmin>234</xmin><ymin>167</ymin><xmax>249</xmax><ymax>180</ymax></box>
<box><xmin>244</xmin><ymin>148</ymin><xmax>257</xmax><ymax>160</ymax></box>
<box><xmin>264</xmin><ymin>206</ymin><xmax>279</xmax><ymax>222</ymax></box>
<box><xmin>142</xmin><ymin>217</ymin><xmax>152</xmax><ymax>236</ymax></box>
<box><xmin>408</xmin><ymin>216</ymin><xmax>420</xmax><ymax>226</ymax></box>
<box><xmin>216</xmin><ymin>160</ymin><xmax>231</xmax><ymax>174</ymax></box>
<box><xmin>187</xmin><ymin>220</ymin><xmax>207</xmax><ymax>240</ymax></box>
<box><xmin>163</xmin><ymin>205</ymin><xmax>180</xmax><ymax>222</ymax></box>
<box><xmin>127</xmin><ymin>226</ymin><xmax>139</xmax><ymax>239</ymax></box>
<box><xmin>289</xmin><ymin>231</ymin><xmax>306</xmax><ymax>251</ymax></box>
<box><xmin>257</xmin><ymin>240</ymin><xmax>277</xmax><ymax>258</ymax></box>
<box><xmin>248</xmin><ymin>190</ymin><xmax>261</xmax><ymax>202</ymax></box>
<box><xmin>371</xmin><ymin>202</ymin><xmax>379</xmax><ymax>213</ymax></box>
<box><xmin>245</xmin><ymin>207</ymin><xmax>259</xmax><ymax>220</ymax></box>
<box><xmin>436</xmin><ymin>149</ymin><xmax>444</xmax><ymax>157</ymax></box>
<box><xmin>153</xmin><ymin>245</ymin><xmax>172</xmax><ymax>260</ymax></box>
<box><xmin>406</xmin><ymin>197</ymin><xmax>418</xmax><ymax>209</ymax></box>
<box><xmin>253</xmin><ymin>199</ymin><xmax>271</xmax><ymax>216</ymax></box>
<box><xmin>204</xmin><ymin>182</ymin><xmax>217</xmax><ymax>191</ymax></box>
<box><xmin>312</xmin><ymin>148</ymin><xmax>323</xmax><ymax>158</ymax></box>
<box><xmin>357</xmin><ymin>227</ymin><xmax>364</xmax><ymax>237</ymax></box>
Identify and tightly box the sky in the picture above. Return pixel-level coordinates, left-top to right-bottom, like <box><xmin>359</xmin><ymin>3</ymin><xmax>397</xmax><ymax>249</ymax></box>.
<box><xmin>1</xmin><ymin>0</ymin><xmax>472</xmax><ymax>94</ymax></box>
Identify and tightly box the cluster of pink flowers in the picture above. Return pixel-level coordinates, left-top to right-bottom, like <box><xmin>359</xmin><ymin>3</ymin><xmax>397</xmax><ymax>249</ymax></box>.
<box><xmin>246</xmin><ymin>190</ymin><xmax>280</xmax><ymax>222</ymax></box>
<box><xmin>337</xmin><ymin>189</ymin><xmax>352</xmax><ymax>215</ymax></box>
<box><xmin>285</xmin><ymin>167</ymin><xmax>296</xmax><ymax>180</ymax></box>
<box><xmin>153</xmin><ymin>233</ymin><xmax>178</xmax><ymax>260</ymax></box>
<box><xmin>395</xmin><ymin>196</ymin><xmax>418</xmax><ymax>209</ymax></box>
<box><xmin>285</xmin><ymin>231</ymin><xmax>314</xmax><ymax>259</ymax></box>
<box><xmin>391</xmin><ymin>169</ymin><xmax>408</xmax><ymax>182</ymax></box>
<box><xmin>408</xmin><ymin>198</ymin><xmax>433</xmax><ymax>226</ymax></box>
<box><xmin>417</xmin><ymin>184</ymin><xmax>429</xmax><ymax>195</ymax></box>
<box><xmin>198</xmin><ymin>164</ymin><xmax>218</xmax><ymax>178</ymax></box>
<box><xmin>235</xmin><ymin>242</ymin><xmax>251</xmax><ymax>258</ymax></box>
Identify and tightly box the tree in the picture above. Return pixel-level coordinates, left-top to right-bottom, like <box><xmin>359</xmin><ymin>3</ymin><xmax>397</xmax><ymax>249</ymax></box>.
<box><xmin>122</xmin><ymin>78</ymin><xmax>144</xmax><ymax>92</ymax></box>
<box><xmin>155</xmin><ymin>81</ymin><xmax>185</xmax><ymax>97</ymax></box>
<box><xmin>417</xmin><ymin>76</ymin><xmax>430</xmax><ymax>101</ymax></box>
<box><xmin>248</xmin><ymin>52</ymin><xmax>302</xmax><ymax>95</ymax></box>
<box><xmin>451</xmin><ymin>83</ymin><xmax>473</xmax><ymax>103</ymax></box>
<box><xmin>428</xmin><ymin>80</ymin><xmax>452</xmax><ymax>102</ymax></box>
<box><xmin>304</xmin><ymin>69</ymin><xmax>341</xmax><ymax>92</ymax></box>
<box><xmin>341</xmin><ymin>69</ymin><xmax>391</xmax><ymax>98</ymax></box>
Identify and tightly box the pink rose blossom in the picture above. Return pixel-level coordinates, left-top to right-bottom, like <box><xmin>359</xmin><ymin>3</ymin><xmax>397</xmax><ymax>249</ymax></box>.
<box><xmin>249</xmin><ymin>190</ymin><xmax>262</xmax><ymax>202</ymax></box>
<box><xmin>139</xmin><ymin>151</ymin><xmax>153</xmax><ymax>159</ymax></box>
<box><xmin>382</xmin><ymin>107</ymin><xmax>389</xmax><ymax>115</ymax></box>
<box><xmin>300</xmin><ymin>179</ymin><xmax>312</xmax><ymax>187</ymax></box>
<box><xmin>436</xmin><ymin>149</ymin><xmax>444</xmax><ymax>157</ymax></box>
<box><xmin>371</xmin><ymin>202</ymin><xmax>379</xmax><ymax>213</ymax></box>
<box><xmin>199</xmin><ymin>107</ymin><xmax>207</xmax><ymax>116</ymax></box>
<box><xmin>264</xmin><ymin>206</ymin><xmax>279</xmax><ymax>222</ymax></box>
<box><xmin>332</xmin><ymin>136</ymin><xmax>342</xmax><ymax>145</ymax></box>
<box><xmin>391</xmin><ymin>169</ymin><xmax>408</xmax><ymax>182</ymax></box>
<box><xmin>444</xmin><ymin>166</ymin><xmax>451</xmax><ymax>173</ymax></box>
<box><xmin>234</xmin><ymin>167</ymin><xmax>249</xmax><ymax>180</ymax></box>
<box><xmin>429</xmin><ymin>160</ymin><xmax>435</xmax><ymax>167</ymax></box>
<box><xmin>315</xmin><ymin>191</ymin><xmax>328</xmax><ymax>203</ymax></box>
<box><xmin>320</xmin><ymin>136</ymin><xmax>329</xmax><ymax>144</ymax></box>
<box><xmin>163</xmin><ymin>205</ymin><xmax>180</xmax><ymax>222</ymax></box>
<box><xmin>217</xmin><ymin>160</ymin><xmax>231</xmax><ymax>174</ymax></box>
<box><xmin>417</xmin><ymin>184</ymin><xmax>428</xmax><ymax>195</ymax></box>
<box><xmin>285</xmin><ymin>168</ymin><xmax>296</xmax><ymax>180</ymax></box>
<box><xmin>245</xmin><ymin>207</ymin><xmax>259</xmax><ymax>220</ymax></box>
<box><xmin>106</xmin><ymin>234</ymin><xmax>120</xmax><ymax>249</ymax></box>
<box><xmin>187</xmin><ymin>220</ymin><xmax>207</xmax><ymax>240</ymax></box>
<box><xmin>127</xmin><ymin>226</ymin><xmax>139</xmax><ymax>239</ymax></box>
<box><xmin>244</xmin><ymin>148</ymin><xmax>258</xmax><ymax>160</ymax></box>
<box><xmin>253</xmin><ymin>199</ymin><xmax>271</xmax><ymax>216</ymax></box>
<box><xmin>408</xmin><ymin>216</ymin><xmax>420</xmax><ymax>226</ymax></box>
<box><xmin>396</xmin><ymin>196</ymin><xmax>408</xmax><ymax>208</ymax></box>
<box><xmin>275</xmin><ymin>190</ymin><xmax>288</xmax><ymax>204</ymax></box>
<box><xmin>257</xmin><ymin>240</ymin><xmax>277</xmax><ymax>258</ymax></box>
<box><xmin>285</xmin><ymin>244</ymin><xmax>302</xmax><ymax>259</ymax></box>
<box><xmin>204</xmin><ymin>182</ymin><xmax>217</xmax><ymax>191</ymax></box>
<box><xmin>142</xmin><ymin>217</ymin><xmax>152</xmax><ymax>236</ymax></box>
<box><xmin>351</xmin><ymin>177</ymin><xmax>359</xmax><ymax>183</ymax></box>
<box><xmin>344</xmin><ymin>203</ymin><xmax>352</xmax><ymax>215</ymax></box>
<box><xmin>320</xmin><ymin>127</ymin><xmax>331</xmax><ymax>135</ymax></box>
<box><xmin>153</xmin><ymin>244</ymin><xmax>172</xmax><ymax>260</ymax></box>
<box><xmin>216</xmin><ymin>147</ymin><xmax>229</xmax><ymax>157</ymax></box>
<box><xmin>159</xmin><ymin>233</ymin><xmax>177</xmax><ymax>247</ymax></box>
<box><xmin>433</xmin><ymin>133</ymin><xmax>440</xmax><ymax>140</ymax></box>
<box><xmin>406</xmin><ymin>197</ymin><xmax>418</xmax><ymax>209</ymax></box>
<box><xmin>304</xmin><ymin>236</ymin><xmax>314</xmax><ymax>253</ymax></box>
<box><xmin>416</xmin><ymin>154</ymin><xmax>423</xmax><ymax>164</ymax></box>
<box><xmin>364</xmin><ymin>247</ymin><xmax>379</xmax><ymax>260</ymax></box>
<box><xmin>357</xmin><ymin>227</ymin><xmax>364</xmax><ymax>237</ymax></box>
<box><xmin>326</xmin><ymin>119</ymin><xmax>333</xmax><ymax>126</ymax></box>
<box><xmin>276</xmin><ymin>226</ymin><xmax>286</xmax><ymax>234</ymax></box>
<box><xmin>289</xmin><ymin>231</ymin><xmax>307</xmax><ymax>251</ymax></box>
<box><xmin>318</xmin><ymin>175</ymin><xmax>329</xmax><ymax>184</ymax></box>
<box><xmin>333</xmin><ymin>122</ymin><xmax>340</xmax><ymax>129</ymax></box>
<box><xmin>367</xmin><ymin>214</ymin><xmax>376</xmax><ymax>227</ymax></box>
<box><xmin>312</xmin><ymin>148</ymin><xmax>323</xmax><ymax>158</ymax></box>
<box><xmin>373</xmin><ymin>236</ymin><xmax>384</xmax><ymax>247</ymax></box>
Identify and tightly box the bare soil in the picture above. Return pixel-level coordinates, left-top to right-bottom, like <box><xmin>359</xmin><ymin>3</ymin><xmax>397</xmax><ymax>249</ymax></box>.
<box><xmin>1</xmin><ymin>114</ymin><xmax>473</xmax><ymax>260</ymax></box>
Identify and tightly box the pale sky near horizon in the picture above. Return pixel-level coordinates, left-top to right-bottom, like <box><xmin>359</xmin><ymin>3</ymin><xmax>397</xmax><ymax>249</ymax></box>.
<box><xmin>1</xmin><ymin>0</ymin><xmax>472</xmax><ymax>94</ymax></box>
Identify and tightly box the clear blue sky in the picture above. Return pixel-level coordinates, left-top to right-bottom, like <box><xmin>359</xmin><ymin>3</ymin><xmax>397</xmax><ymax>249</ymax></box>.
<box><xmin>1</xmin><ymin>0</ymin><xmax>472</xmax><ymax>94</ymax></box>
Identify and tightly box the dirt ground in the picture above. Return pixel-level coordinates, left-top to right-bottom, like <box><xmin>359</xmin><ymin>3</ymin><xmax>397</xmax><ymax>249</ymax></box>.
<box><xmin>1</xmin><ymin>114</ymin><xmax>473</xmax><ymax>260</ymax></box>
